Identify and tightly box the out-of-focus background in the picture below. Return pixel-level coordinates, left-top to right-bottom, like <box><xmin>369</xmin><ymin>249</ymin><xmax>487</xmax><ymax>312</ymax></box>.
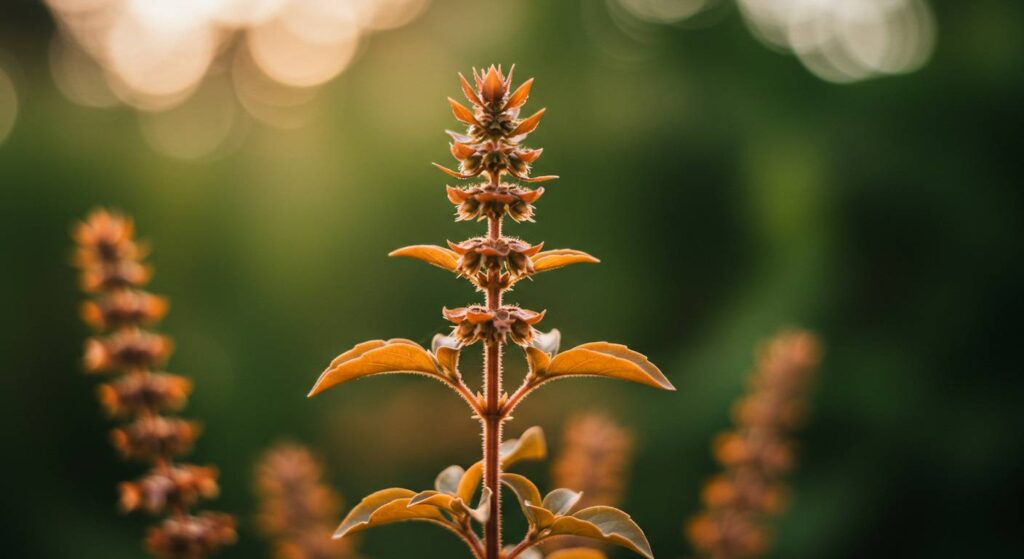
<box><xmin>1</xmin><ymin>0</ymin><xmax>1022</xmax><ymax>557</ymax></box>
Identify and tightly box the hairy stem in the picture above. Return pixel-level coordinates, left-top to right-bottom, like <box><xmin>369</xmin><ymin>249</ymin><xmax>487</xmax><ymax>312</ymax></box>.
<box><xmin>483</xmin><ymin>173</ymin><xmax>504</xmax><ymax>559</ymax></box>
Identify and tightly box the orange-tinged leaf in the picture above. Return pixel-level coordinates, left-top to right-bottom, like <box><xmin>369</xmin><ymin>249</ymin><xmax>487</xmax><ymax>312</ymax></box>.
<box><xmin>448</xmin><ymin>97</ymin><xmax>479</xmax><ymax>125</ymax></box>
<box><xmin>505</xmin><ymin>78</ymin><xmax>534</xmax><ymax>110</ymax></box>
<box><xmin>408</xmin><ymin>489</ymin><xmax>456</xmax><ymax>510</ymax></box>
<box><xmin>521</xmin><ymin>174</ymin><xmax>559</xmax><ymax>183</ymax></box>
<box><xmin>500</xmin><ymin>425</ymin><xmax>547</xmax><ymax>466</ymax></box>
<box><xmin>456</xmin><ymin>461</ymin><xmax>483</xmax><ymax>505</ymax></box>
<box><xmin>543</xmin><ymin>488</ymin><xmax>583</xmax><ymax>515</ymax></box>
<box><xmin>334</xmin><ymin>488</ymin><xmax>449</xmax><ymax>539</ymax></box>
<box><xmin>541</xmin><ymin>343</ymin><xmax>675</xmax><ymax>391</ymax></box>
<box><xmin>577</xmin><ymin>342</ymin><xmax>674</xmax><ymax>390</ymax></box>
<box><xmin>432</xmin><ymin>162</ymin><xmax>478</xmax><ymax>179</ymax></box>
<box><xmin>456</xmin><ymin>427</ymin><xmax>546</xmax><ymax>505</ymax></box>
<box><xmin>526</xmin><ymin>503</ymin><xmax>557</xmax><ymax>529</ymax></box>
<box><xmin>511</xmin><ymin>108</ymin><xmax>546</xmax><ymax>137</ymax></box>
<box><xmin>518</xmin><ymin>148</ymin><xmax>543</xmax><ymax>164</ymax></box>
<box><xmin>451</xmin><ymin>142</ymin><xmax>477</xmax><ymax>159</ymax></box>
<box><xmin>458</xmin><ymin>73</ymin><xmax>483</xmax><ymax>106</ymax></box>
<box><xmin>532</xmin><ymin>249</ymin><xmax>600</xmax><ymax>273</ymax></box>
<box><xmin>525</xmin><ymin>346</ymin><xmax>552</xmax><ymax>375</ymax></box>
<box><xmin>501</xmin><ymin>473</ymin><xmax>543</xmax><ymax>526</ymax></box>
<box><xmin>547</xmin><ymin>549</ymin><xmax>609</xmax><ymax>559</ymax></box>
<box><xmin>309</xmin><ymin>339</ymin><xmax>444</xmax><ymax>397</ymax></box>
<box><xmin>546</xmin><ymin>506</ymin><xmax>653</xmax><ymax>559</ymax></box>
<box><xmin>389</xmin><ymin>245</ymin><xmax>460</xmax><ymax>273</ymax></box>
<box><xmin>435</xmin><ymin>346</ymin><xmax>460</xmax><ymax>378</ymax></box>
<box><xmin>482</xmin><ymin>66</ymin><xmax>505</xmax><ymax>102</ymax></box>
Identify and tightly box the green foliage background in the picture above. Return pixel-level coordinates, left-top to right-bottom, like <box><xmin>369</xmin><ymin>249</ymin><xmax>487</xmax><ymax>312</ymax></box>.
<box><xmin>1</xmin><ymin>1</ymin><xmax>1021</xmax><ymax>557</ymax></box>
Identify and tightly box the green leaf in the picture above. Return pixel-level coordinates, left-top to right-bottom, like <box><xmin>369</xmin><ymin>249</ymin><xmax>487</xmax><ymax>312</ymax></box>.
<box><xmin>334</xmin><ymin>488</ymin><xmax>450</xmax><ymax>539</ymax></box>
<box><xmin>538</xmin><ymin>342</ymin><xmax>675</xmax><ymax>391</ymax></box>
<box><xmin>543</xmin><ymin>488</ymin><xmax>583</xmax><ymax>515</ymax></box>
<box><xmin>309</xmin><ymin>339</ymin><xmax>447</xmax><ymax>397</ymax></box>
<box><xmin>546</xmin><ymin>506</ymin><xmax>653</xmax><ymax>559</ymax></box>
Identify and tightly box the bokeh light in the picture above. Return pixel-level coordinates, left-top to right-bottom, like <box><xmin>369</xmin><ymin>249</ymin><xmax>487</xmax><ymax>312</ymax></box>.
<box><xmin>738</xmin><ymin>0</ymin><xmax>936</xmax><ymax>82</ymax></box>
<box><xmin>43</xmin><ymin>0</ymin><xmax>431</xmax><ymax>158</ymax></box>
<box><xmin>607</xmin><ymin>0</ymin><xmax>936</xmax><ymax>83</ymax></box>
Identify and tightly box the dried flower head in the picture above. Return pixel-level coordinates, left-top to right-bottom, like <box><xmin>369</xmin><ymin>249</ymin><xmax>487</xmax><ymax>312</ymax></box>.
<box><xmin>444</xmin><ymin>305</ymin><xmax>545</xmax><ymax>346</ymax></box>
<box><xmin>120</xmin><ymin>465</ymin><xmax>220</xmax><ymax>514</ymax></box>
<box><xmin>110</xmin><ymin>417</ymin><xmax>202</xmax><ymax>461</ymax></box>
<box><xmin>146</xmin><ymin>513</ymin><xmax>236</xmax><ymax>559</ymax></box>
<box><xmin>98</xmin><ymin>372</ymin><xmax>192</xmax><ymax>417</ymax></box>
<box><xmin>447</xmin><ymin>184</ymin><xmax>544</xmax><ymax>223</ymax></box>
<box><xmin>308</xmin><ymin>67</ymin><xmax>674</xmax><ymax>559</ymax></box>
<box><xmin>255</xmin><ymin>443</ymin><xmax>358</xmax><ymax>559</ymax></box>
<box><xmin>686</xmin><ymin>330</ymin><xmax>822</xmax><ymax>559</ymax></box>
<box><xmin>72</xmin><ymin>208</ymin><xmax>234</xmax><ymax>558</ymax></box>
<box><xmin>81</xmin><ymin>290</ymin><xmax>169</xmax><ymax>329</ymax></box>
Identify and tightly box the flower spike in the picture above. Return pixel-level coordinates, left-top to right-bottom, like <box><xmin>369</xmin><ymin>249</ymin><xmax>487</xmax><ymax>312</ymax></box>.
<box><xmin>310</xmin><ymin>67</ymin><xmax>671</xmax><ymax>559</ymax></box>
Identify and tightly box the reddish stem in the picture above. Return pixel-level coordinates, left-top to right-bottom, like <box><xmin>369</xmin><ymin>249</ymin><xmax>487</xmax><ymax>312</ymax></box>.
<box><xmin>483</xmin><ymin>172</ymin><xmax>504</xmax><ymax>559</ymax></box>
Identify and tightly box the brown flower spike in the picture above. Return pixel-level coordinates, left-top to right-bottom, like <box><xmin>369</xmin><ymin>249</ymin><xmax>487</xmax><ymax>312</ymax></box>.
<box><xmin>255</xmin><ymin>443</ymin><xmax>360</xmax><ymax>559</ymax></box>
<box><xmin>686</xmin><ymin>330</ymin><xmax>822</xmax><ymax>559</ymax></box>
<box><xmin>546</xmin><ymin>414</ymin><xmax>636</xmax><ymax>555</ymax></box>
<box><xmin>309</xmin><ymin>66</ymin><xmax>674</xmax><ymax>559</ymax></box>
<box><xmin>72</xmin><ymin>209</ymin><xmax>236</xmax><ymax>559</ymax></box>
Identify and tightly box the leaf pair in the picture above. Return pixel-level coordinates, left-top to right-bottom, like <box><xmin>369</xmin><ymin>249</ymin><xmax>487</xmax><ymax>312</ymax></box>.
<box><xmin>389</xmin><ymin>245</ymin><xmax>599</xmax><ymax>282</ymax></box>
<box><xmin>332</xmin><ymin>427</ymin><xmax>548</xmax><ymax>541</ymax></box>
<box><xmin>501</xmin><ymin>474</ymin><xmax>653</xmax><ymax>559</ymax></box>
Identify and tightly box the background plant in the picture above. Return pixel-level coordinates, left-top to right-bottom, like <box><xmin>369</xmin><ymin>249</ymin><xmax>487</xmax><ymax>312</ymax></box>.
<box><xmin>254</xmin><ymin>443</ymin><xmax>360</xmax><ymax>559</ymax></box>
<box><xmin>546</xmin><ymin>413</ymin><xmax>635</xmax><ymax>554</ymax></box>
<box><xmin>4</xmin><ymin>2</ymin><xmax>1019</xmax><ymax>557</ymax></box>
<box><xmin>306</xmin><ymin>66</ymin><xmax>675</xmax><ymax>559</ymax></box>
<box><xmin>686</xmin><ymin>330</ymin><xmax>822</xmax><ymax>559</ymax></box>
<box><xmin>72</xmin><ymin>209</ymin><xmax>236</xmax><ymax>559</ymax></box>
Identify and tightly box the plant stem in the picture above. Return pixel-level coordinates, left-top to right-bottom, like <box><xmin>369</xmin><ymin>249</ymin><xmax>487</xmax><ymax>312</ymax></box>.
<box><xmin>483</xmin><ymin>174</ymin><xmax>504</xmax><ymax>559</ymax></box>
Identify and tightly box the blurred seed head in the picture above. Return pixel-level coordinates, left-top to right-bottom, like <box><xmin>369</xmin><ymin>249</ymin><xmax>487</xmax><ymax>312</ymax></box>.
<box><xmin>687</xmin><ymin>329</ymin><xmax>823</xmax><ymax>559</ymax></box>
<box><xmin>254</xmin><ymin>443</ymin><xmax>359</xmax><ymax>559</ymax></box>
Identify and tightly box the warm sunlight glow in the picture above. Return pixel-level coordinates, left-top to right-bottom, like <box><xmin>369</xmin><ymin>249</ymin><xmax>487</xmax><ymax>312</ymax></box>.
<box><xmin>43</xmin><ymin>0</ymin><xmax>431</xmax><ymax>155</ymax></box>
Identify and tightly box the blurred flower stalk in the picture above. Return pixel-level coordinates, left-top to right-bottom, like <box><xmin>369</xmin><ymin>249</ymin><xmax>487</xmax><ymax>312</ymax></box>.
<box><xmin>72</xmin><ymin>209</ymin><xmax>236</xmax><ymax>558</ymax></box>
<box><xmin>255</xmin><ymin>443</ymin><xmax>360</xmax><ymax>559</ymax></box>
<box><xmin>687</xmin><ymin>329</ymin><xmax>823</xmax><ymax>559</ymax></box>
